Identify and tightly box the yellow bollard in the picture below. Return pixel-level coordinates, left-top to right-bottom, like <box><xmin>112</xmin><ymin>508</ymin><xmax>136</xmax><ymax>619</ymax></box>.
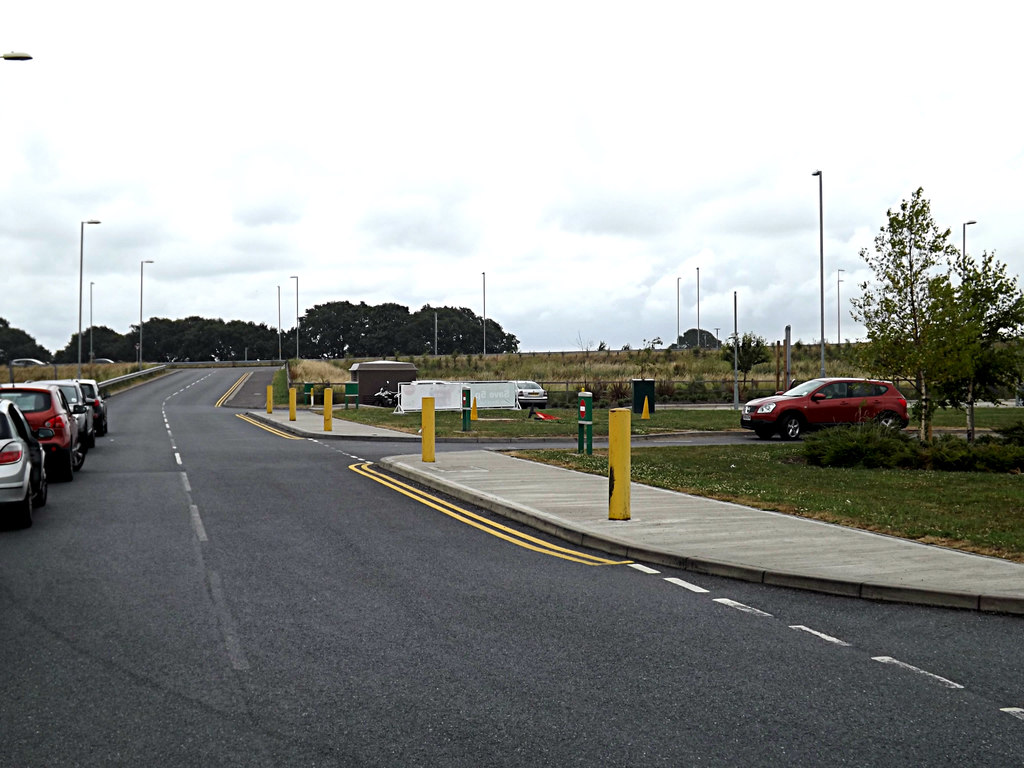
<box><xmin>324</xmin><ymin>387</ymin><xmax>333</xmax><ymax>431</ymax></box>
<box><xmin>289</xmin><ymin>387</ymin><xmax>296</xmax><ymax>421</ymax></box>
<box><xmin>422</xmin><ymin>396</ymin><xmax>435</xmax><ymax>463</ymax></box>
<box><xmin>641</xmin><ymin>396</ymin><xmax>651</xmax><ymax>420</ymax></box>
<box><xmin>266</xmin><ymin>385</ymin><xmax>273</xmax><ymax>414</ymax></box>
<box><xmin>608</xmin><ymin>407</ymin><xmax>631</xmax><ymax>520</ymax></box>
<box><xmin>470</xmin><ymin>396</ymin><xmax>478</xmax><ymax>421</ymax></box>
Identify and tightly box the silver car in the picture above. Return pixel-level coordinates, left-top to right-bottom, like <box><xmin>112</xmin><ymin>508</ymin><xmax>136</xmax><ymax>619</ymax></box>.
<box><xmin>515</xmin><ymin>380</ymin><xmax>548</xmax><ymax>409</ymax></box>
<box><xmin>0</xmin><ymin>399</ymin><xmax>47</xmax><ymax>528</ymax></box>
<box><xmin>76</xmin><ymin>379</ymin><xmax>108</xmax><ymax>436</ymax></box>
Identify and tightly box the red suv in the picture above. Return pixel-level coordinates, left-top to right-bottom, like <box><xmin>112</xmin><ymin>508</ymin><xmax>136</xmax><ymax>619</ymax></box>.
<box><xmin>0</xmin><ymin>385</ymin><xmax>84</xmax><ymax>481</ymax></box>
<box><xmin>741</xmin><ymin>377</ymin><xmax>909</xmax><ymax>440</ymax></box>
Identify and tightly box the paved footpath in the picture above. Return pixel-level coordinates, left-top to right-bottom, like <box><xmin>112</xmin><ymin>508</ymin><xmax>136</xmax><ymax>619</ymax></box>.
<box><xmin>248</xmin><ymin>408</ymin><xmax>1024</xmax><ymax>615</ymax></box>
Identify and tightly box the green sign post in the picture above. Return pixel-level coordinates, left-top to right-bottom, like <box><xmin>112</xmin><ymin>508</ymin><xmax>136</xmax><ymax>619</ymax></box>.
<box><xmin>577</xmin><ymin>391</ymin><xmax>593</xmax><ymax>455</ymax></box>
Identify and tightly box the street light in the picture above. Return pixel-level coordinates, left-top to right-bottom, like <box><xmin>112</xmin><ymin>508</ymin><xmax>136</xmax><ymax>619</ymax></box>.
<box><xmin>963</xmin><ymin>220</ymin><xmax>976</xmax><ymax>256</ymax></box>
<box><xmin>696</xmin><ymin>267</ymin><xmax>701</xmax><ymax>349</ymax></box>
<box><xmin>675</xmin><ymin>276</ymin><xmax>680</xmax><ymax>347</ymax></box>
<box><xmin>139</xmin><ymin>260</ymin><xmax>154</xmax><ymax>370</ymax></box>
<box><xmin>77</xmin><ymin>220</ymin><xmax>101</xmax><ymax>378</ymax></box>
<box><xmin>837</xmin><ymin>269</ymin><xmax>844</xmax><ymax>344</ymax></box>
<box><xmin>277</xmin><ymin>285</ymin><xmax>282</xmax><ymax>361</ymax></box>
<box><xmin>482</xmin><ymin>272</ymin><xmax>486</xmax><ymax>355</ymax></box>
<box><xmin>89</xmin><ymin>281</ymin><xmax>95</xmax><ymax>364</ymax></box>
<box><xmin>812</xmin><ymin>170</ymin><xmax>825</xmax><ymax>377</ymax></box>
<box><xmin>290</xmin><ymin>275</ymin><xmax>299</xmax><ymax>359</ymax></box>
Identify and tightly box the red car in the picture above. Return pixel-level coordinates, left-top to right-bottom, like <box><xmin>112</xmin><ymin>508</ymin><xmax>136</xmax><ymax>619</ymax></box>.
<box><xmin>741</xmin><ymin>377</ymin><xmax>909</xmax><ymax>440</ymax></box>
<box><xmin>0</xmin><ymin>385</ymin><xmax>84</xmax><ymax>481</ymax></box>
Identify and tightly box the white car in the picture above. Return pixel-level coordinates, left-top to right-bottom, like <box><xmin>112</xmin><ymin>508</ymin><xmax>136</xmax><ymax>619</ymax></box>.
<box><xmin>515</xmin><ymin>381</ymin><xmax>548</xmax><ymax>409</ymax></box>
<box><xmin>0</xmin><ymin>399</ymin><xmax>47</xmax><ymax>528</ymax></box>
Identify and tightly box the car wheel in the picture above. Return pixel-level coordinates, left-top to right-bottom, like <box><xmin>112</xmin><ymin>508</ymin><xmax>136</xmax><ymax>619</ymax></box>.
<box><xmin>49</xmin><ymin>449</ymin><xmax>74</xmax><ymax>483</ymax></box>
<box><xmin>876</xmin><ymin>411</ymin><xmax>906</xmax><ymax>430</ymax></box>
<box><xmin>754</xmin><ymin>426</ymin><xmax>774</xmax><ymax>440</ymax></box>
<box><xmin>11</xmin><ymin>488</ymin><xmax>33</xmax><ymax>529</ymax></box>
<box><xmin>99</xmin><ymin>417</ymin><xmax>107</xmax><ymax>436</ymax></box>
<box><xmin>33</xmin><ymin>468</ymin><xmax>47</xmax><ymax>508</ymax></box>
<box><xmin>71</xmin><ymin>443</ymin><xmax>86</xmax><ymax>473</ymax></box>
<box><xmin>779</xmin><ymin>413</ymin><xmax>804</xmax><ymax>440</ymax></box>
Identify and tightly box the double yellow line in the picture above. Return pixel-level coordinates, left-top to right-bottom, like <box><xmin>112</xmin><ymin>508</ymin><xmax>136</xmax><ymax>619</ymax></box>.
<box><xmin>215</xmin><ymin>373</ymin><xmax>251</xmax><ymax>407</ymax></box>
<box><xmin>350</xmin><ymin>462</ymin><xmax>631</xmax><ymax>567</ymax></box>
<box><xmin>235</xmin><ymin>412</ymin><xmax>304</xmax><ymax>439</ymax></box>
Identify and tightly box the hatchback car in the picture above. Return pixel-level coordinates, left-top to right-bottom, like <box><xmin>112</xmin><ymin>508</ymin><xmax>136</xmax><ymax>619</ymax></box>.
<box><xmin>741</xmin><ymin>377</ymin><xmax>909</xmax><ymax>440</ymax></box>
<box><xmin>31</xmin><ymin>380</ymin><xmax>96</xmax><ymax>449</ymax></box>
<box><xmin>515</xmin><ymin>381</ymin><xmax>548</xmax><ymax>409</ymax></box>
<box><xmin>0</xmin><ymin>385</ymin><xmax>83</xmax><ymax>481</ymax></box>
<box><xmin>0</xmin><ymin>399</ymin><xmax>48</xmax><ymax>527</ymax></box>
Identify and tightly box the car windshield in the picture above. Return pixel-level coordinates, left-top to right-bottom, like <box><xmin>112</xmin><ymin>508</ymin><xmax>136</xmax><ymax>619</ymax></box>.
<box><xmin>518</xmin><ymin>381</ymin><xmax>541</xmax><ymax>389</ymax></box>
<box><xmin>782</xmin><ymin>379</ymin><xmax>828</xmax><ymax>397</ymax></box>
<box><xmin>58</xmin><ymin>386</ymin><xmax>79</xmax><ymax>404</ymax></box>
<box><xmin>0</xmin><ymin>391</ymin><xmax>51</xmax><ymax>413</ymax></box>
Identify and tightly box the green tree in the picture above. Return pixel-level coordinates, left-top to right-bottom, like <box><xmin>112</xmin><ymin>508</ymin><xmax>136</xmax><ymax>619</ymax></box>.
<box><xmin>722</xmin><ymin>332</ymin><xmax>769</xmax><ymax>386</ymax></box>
<box><xmin>932</xmin><ymin>250</ymin><xmax>1024</xmax><ymax>441</ymax></box>
<box><xmin>850</xmin><ymin>188</ymin><xmax>959</xmax><ymax>440</ymax></box>
<box><xmin>0</xmin><ymin>318</ymin><xmax>51</xmax><ymax>363</ymax></box>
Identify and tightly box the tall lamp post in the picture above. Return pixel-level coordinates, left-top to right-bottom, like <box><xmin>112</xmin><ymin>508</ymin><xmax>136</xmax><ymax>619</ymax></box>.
<box><xmin>277</xmin><ymin>285</ymin><xmax>283</xmax><ymax>361</ymax></box>
<box><xmin>675</xmin><ymin>276</ymin><xmax>680</xmax><ymax>346</ymax></box>
<box><xmin>77</xmin><ymin>220</ymin><xmax>101</xmax><ymax>378</ymax></box>
<box><xmin>482</xmin><ymin>272</ymin><xmax>486</xmax><ymax>355</ymax></box>
<box><xmin>812</xmin><ymin>170</ymin><xmax>825</xmax><ymax>377</ymax></box>
<box><xmin>138</xmin><ymin>260</ymin><xmax>154</xmax><ymax>370</ymax></box>
<box><xmin>290</xmin><ymin>275</ymin><xmax>299</xmax><ymax>359</ymax></box>
<box><xmin>963</xmin><ymin>220</ymin><xmax>976</xmax><ymax>256</ymax></box>
<box><xmin>837</xmin><ymin>269</ymin><xmax>844</xmax><ymax>344</ymax></box>
<box><xmin>696</xmin><ymin>267</ymin><xmax>701</xmax><ymax>349</ymax></box>
<box><xmin>89</xmin><ymin>281</ymin><xmax>95</xmax><ymax>364</ymax></box>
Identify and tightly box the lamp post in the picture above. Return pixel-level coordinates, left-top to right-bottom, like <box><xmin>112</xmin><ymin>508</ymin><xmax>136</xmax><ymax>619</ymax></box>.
<box><xmin>837</xmin><ymin>269</ymin><xmax>844</xmax><ymax>344</ymax></box>
<box><xmin>89</xmin><ymin>281</ymin><xmax>95</xmax><ymax>364</ymax></box>
<box><xmin>812</xmin><ymin>170</ymin><xmax>825</xmax><ymax>377</ymax></box>
<box><xmin>277</xmin><ymin>285</ymin><xmax>282</xmax><ymax>361</ymax></box>
<box><xmin>139</xmin><ymin>260</ymin><xmax>154</xmax><ymax>371</ymax></box>
<box><xmin>77</xmin><ymin>220</ymin><xmax>101</xmax><ymax>378</ymax></box>
<box><xmin>675</xmin><ymin>276</ymin><xmax>680</xmax><ymax>347</ymax></box>
<box><xmin>696</xmin><ymin>266</ymin><xmax>701</xmax><ymax>349</ymax></box>
<box><xmin>963</xmin><ymin>220</ymin><xmax>976</xmax><ymax>256</ymax></box>
<box><xmin>290</xmin><ymin>275</ymin><xmax>299</xmax><ymax>359</ymax></box>
<box><xmin>482</xmin><ymin>272</ymin><xmax>486</xmax><ymax>355</ymax></box>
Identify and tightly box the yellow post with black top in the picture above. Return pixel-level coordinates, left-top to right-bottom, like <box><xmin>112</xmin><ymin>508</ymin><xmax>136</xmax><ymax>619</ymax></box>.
<box><xmin>608</xmin><ymin>407</ymin><xmax>631</xmax><ymax>520</ymax></box>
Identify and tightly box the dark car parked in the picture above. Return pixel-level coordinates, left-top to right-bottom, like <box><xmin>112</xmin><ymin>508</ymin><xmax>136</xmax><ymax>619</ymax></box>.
<box><xmin>741</xmin><ymin>377</ymin><xmax>909</xmax><ymax>440</ymax></box>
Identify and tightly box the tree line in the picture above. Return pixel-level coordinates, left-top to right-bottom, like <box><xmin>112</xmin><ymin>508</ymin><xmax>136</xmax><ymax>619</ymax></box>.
<box><xmin>0</xmin><ymin>302</ymin><xmax>518</xmax><ymax>364</ymax></box>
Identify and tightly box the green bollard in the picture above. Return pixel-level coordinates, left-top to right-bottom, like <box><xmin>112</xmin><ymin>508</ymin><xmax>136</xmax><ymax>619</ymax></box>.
<box><xmin>577</xmin><ymin>391</ymin><xmax>593</xmax><ymax>455</ymax></box>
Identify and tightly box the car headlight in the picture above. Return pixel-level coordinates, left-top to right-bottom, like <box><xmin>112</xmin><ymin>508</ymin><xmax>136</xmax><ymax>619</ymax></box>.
<box><xmin>757</xmin><ymin>403</ymin><xmax>776</xmax><ymax>414</ymax></box>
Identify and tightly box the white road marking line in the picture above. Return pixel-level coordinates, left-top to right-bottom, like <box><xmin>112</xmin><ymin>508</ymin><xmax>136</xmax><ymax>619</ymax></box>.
<box><xmin>713</xmin><ymin>598</ymin><xmax>773</xmax><ymax>617</ymax></box>
<box><xmin>629</xmin><ymin>564</ymin><xmax>660</xmax><ymax>574</ymax></box>
<box><xmin>665</xmin><ymin>577</ymin><xmax>709</xmax><ymax>593</ymax></box>
<box><xmin>871</xmin><ymin>657</ymin><xmax>964</xmax><ymax>689</ymax></box>
<box><xmin>190</xmin><ymin>504</ymin><xmax>208</xmax><ymax>542</ymax></box>
<box><xmin>180</xmin><ymin>472</ymin><xmax>191</xmax><ymax>493</ymax></box>
<box><xmin>1000</xmin><ymin>708</ymin><xmax>1024</xmax><ymax>721</ymax></box>
<box><xmin>174</xmin><ymin>452</ymin><xmax>182</xmax><ymax>465</ymax></box>
<box><xmin>790</xmin><ymin>625</ymin><xmax>851</xmax><ymax>647</ymax></box>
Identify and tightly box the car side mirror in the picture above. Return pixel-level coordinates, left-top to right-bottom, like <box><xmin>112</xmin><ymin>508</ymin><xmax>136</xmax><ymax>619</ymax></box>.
<box><xmin>35</xmin><ymin>427</ymin><xmax>55</xmax><ymax>439</ymax></box>
<box><xmin>73</xmin><ymin>404</ymin><xmax>87</xmax><ymax>414</ymax></box>
<box><xmin>811</xmin><ymin>393</ymin><xmax>826</xmax><ymax>402</ymax></box>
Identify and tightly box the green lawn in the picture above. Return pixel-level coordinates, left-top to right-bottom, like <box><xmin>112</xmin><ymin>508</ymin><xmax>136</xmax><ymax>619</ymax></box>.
<box><xmin>510</xmin><ymin>445</ymin><xmax>1024</xmax><ymax>563</ymax></box>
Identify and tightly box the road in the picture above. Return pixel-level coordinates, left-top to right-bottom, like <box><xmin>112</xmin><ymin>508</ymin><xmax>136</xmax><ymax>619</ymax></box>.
<box><xmin>1</xmin><ymin>368</ymin><xmax>1022</xmax><ymax>766</ymax></box>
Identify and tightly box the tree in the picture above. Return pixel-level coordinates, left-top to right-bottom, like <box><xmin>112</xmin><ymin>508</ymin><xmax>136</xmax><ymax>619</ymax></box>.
<box><xmin>850</xmin><ymin>188</ymin><xmax>959</xmax><ymax>440</ymax></box>
<box><xmin>721</xmin><ymin>332</ymin><xmax>769</xmax><ymax>386</ymax></box>
<box><xmin>932</xmin><ymin>250</ymin><xmax>1024</xmax><ymax>441</ymax></box>
<box><xmin>0</xmin><ymin>318</ymin><xmax>51</xmax><ymax>363</ymax></box>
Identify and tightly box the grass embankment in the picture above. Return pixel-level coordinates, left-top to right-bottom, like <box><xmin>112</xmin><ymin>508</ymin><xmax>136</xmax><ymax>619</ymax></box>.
<box><xmin>510</xmin><ymin>444</ymin><xmax>1024</xmax><ymax>564</ymax></box>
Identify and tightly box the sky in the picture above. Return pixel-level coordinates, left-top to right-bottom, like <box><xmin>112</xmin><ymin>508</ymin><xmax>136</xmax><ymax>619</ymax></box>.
<box><xmin>2</xmin><ymin>1</ymin><xmax>1022</xmax><ymax>357</ymax></box>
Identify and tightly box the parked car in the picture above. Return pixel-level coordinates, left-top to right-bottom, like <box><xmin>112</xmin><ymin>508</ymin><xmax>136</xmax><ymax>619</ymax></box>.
<box><xmin>30</xmin><ymin>380</ymin><xmax>96</xmax><ymax>449</ymax></box>
<box><xmin>76</xmin><ymin>378</ymin><xmax>108</xmax><ymax>436</ymax></box>
<box><xmin>10</xmin><ymin>358</ymin><xmax>48</xmax><ymax>367</ymax></box>
<box><xmin>515</xmin><ymin>380</ymin><xmax>548</xmax><ymax>409</ymax></box>
<box><xmin>740</xmin><ymin>377</ymin><xmax>909</xmax><ymax>440</ymax></box>
<box><xmin>0</xmin><ymin>399</ymin><xmax>48</xmax><ymax>528</ymax></box>
<box><xmin>0</xmin><ymin>384</ymin><xmax>83</xmax><ymax>481</ymax></box>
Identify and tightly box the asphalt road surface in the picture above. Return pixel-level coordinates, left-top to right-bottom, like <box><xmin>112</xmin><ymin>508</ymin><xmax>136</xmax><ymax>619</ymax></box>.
<box><xmin>2</xmin><ymin>368</ymin><xmax>1022</xmax><ymax>766</ymax></box>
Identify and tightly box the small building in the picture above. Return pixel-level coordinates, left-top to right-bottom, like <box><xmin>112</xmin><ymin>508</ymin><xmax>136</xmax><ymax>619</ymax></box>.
<box><xmin>348</xmin><ymin>360</ymin><xmax>418</xmax><ymax>405</ymax></box>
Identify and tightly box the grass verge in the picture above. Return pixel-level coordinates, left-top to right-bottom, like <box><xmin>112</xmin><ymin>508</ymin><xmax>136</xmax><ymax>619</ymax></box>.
<box><xmin>508</xmin><ymin>444</ymin><xmax>1024</xmax><ymax>564</ymax></box>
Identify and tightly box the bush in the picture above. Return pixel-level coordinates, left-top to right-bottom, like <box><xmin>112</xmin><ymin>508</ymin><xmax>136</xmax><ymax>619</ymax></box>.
<box><xmin>804</xmin><ymin>425</ymin><xmax>919</xmax><ymax>469</ymax></box>
<box><xmin>994</xmin><ymin>420</ymin><xmax>1024</xmax><ymax>446</ymax></box>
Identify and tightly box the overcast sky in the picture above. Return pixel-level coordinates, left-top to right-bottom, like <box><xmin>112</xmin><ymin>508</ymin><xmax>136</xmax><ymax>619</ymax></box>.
<box><xmin>3</xmin><ymin>1</ymin><xmax>1021</xmax><ymax>356</ymax></box>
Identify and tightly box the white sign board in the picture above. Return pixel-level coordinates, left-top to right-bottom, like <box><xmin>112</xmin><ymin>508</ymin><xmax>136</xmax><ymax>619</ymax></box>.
<box><xmin>397</xmin><ymin>380</ymin><xmax>519</xmax><ymax>412</ymax></box>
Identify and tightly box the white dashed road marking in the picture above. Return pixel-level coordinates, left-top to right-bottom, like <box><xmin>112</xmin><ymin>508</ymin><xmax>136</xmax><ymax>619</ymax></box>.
<box><xmin>628</xmin><ymin>564</ymin><xmax>660</xmax><ymax>574</ymax></box>
<box><xmin>665</xmin><ymin>577</ymin><xmax>710</xmax><ymax>593</ymax></box>
<box><xmin>790</xmin><ymin>625</ymin><xmax>852</xmax><ymax>647</ymax></box>
<box><xmin>871</xmin><ymin>656</ymin><xmax>964</xmax><ymax>689</ymax></box>
<box><xmin>713</xmin><ymin>598</ymin><xmax>773</xmax><ymax>617</ymax></box>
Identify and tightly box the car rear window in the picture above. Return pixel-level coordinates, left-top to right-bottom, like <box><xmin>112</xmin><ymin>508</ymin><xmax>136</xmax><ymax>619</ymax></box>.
<box><xmin>0</xmin><ymin>391</ymin><xmax>51</xmax><ymax>413</ymax></box>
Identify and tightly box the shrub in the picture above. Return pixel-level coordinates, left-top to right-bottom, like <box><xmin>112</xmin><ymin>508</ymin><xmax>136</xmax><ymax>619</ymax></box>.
<box><xmin>607</xmin><ymin>381</ymin><xmax>630</xmax><ymax>405</ymax></box>
<box><xmin>804</xmin><ymin>425</ymin><xmax>919</xmax><ymax>469</ymax></box>
<box><xmin>994</xmin><ymin>420</ymin><xmax>1024</xmax><ymax>446</ymax></box>
<box><xmin>655</xmin><ymin>380</ymin><xmax>676</xmax><ymax>399</ymax></box>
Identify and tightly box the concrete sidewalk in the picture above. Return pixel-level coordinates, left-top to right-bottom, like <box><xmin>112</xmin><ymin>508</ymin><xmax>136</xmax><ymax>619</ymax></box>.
<box><xmin>248</xmin><ymin>409</ymin><xmax>1024</xmax><ymax>615</ymax></box>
